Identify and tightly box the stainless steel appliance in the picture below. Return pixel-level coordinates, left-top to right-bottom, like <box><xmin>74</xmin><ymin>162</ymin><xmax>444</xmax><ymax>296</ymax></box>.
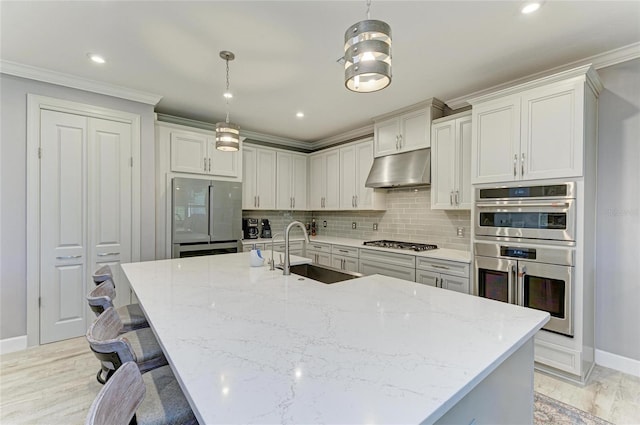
<box><xmin>473</xmin><ymin>181</ymin><xmax>577</xmax><ymax>336</ymax></box>
<box><xmin>363</xmin><ymin>240</ymin><xmax>438</xmax><ymax>252</ymax></box>
<box><xmin>242</xmin><ymin>218</ymin><xmax>259</xmax><ymax>239</ymax></box>
<box><xmin>474</xmin><ymin>241</ymin><xmax>574</xmax><ymax>336</ymax></box>
<box><xmin>475</xmin><ymin>182</ymin><xmax>576</xmax><ymax>243</ymax></box>
<box><xmin>171</xmin><ymin>177</ymin><xmax>242</xmax><ymax>258</ymax></box>
<box><xmin>365</xmin><ymin>149</ymin><xmax>431</xmax><ymax>188</ymax></box>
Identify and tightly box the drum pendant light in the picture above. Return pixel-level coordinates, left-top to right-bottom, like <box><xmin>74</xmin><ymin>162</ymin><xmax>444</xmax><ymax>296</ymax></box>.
<box><xmin>215</xmin><ymin>51</ymin><xmax>240</xmax><ymax>151</ymax></box>
<box><xmin>344</xmin><ymin>0</ymin><xmax>392</xmax><ymax>93</ymax></box>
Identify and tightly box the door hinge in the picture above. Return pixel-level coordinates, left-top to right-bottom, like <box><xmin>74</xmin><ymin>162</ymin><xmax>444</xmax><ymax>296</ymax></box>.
<box><xmin>38</xmin><ymin>147</ymin><xmax>42</xmax><ymax>159</ymax></box>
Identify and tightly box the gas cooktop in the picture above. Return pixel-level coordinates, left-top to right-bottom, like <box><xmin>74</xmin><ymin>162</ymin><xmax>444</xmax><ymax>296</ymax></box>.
<box><xmin>363</xmin><ymin>240</ymin><xmax>438</xmax><ymax>252</ymax></box>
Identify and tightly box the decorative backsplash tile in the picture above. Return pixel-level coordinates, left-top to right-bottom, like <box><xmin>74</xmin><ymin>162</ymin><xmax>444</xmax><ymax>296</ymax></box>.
<box><xmin>243</xmin><ymin>187</ymin><xmax>471</xmax><ymax>251</ymax></box>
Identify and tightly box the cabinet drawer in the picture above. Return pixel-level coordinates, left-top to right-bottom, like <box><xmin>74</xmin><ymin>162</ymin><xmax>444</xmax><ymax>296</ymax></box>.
<box><xmin>359</xmin><ymin>259</ymin><xmax>415</xmax><ymax>282</ymax></box>
<box><xmin>269</xmin><ymin>241</ymin><xmax>304</xmax><ymax>253</ymax></box>
<box><xmin>306</xmin><ymin>242</ymin><xmax>331</xmax><ymax>253</ymax></box>
<box><xmin>360</xmin><ymin>249</ymin><xmax>416</xmax><ymax>268</ymax></box>
<box><xmin>331</xmin><ymin>244</ymin><xmax>359</xmax><ymax>258</ymax></box>
<box><xmin>416</xmin><ymin>257</ymin><xmax>469</xmax><ymax>278</ymax></box>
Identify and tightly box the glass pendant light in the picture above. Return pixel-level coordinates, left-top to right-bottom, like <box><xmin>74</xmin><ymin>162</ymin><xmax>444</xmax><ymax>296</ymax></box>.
<box><xmin>344</xmin><ymin>0</ymin><xmax>392</xmax><ymax>93</ymax></box>
<box><xmin>215</xmin><ymin>51</ymin><xmax>240</xmax><ymax>151</ymax></box>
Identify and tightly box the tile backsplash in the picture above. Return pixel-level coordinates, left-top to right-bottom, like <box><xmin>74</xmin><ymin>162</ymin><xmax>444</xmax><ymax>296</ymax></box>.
<box><xmin>243</xmin><ymin>187</ymin><xmax>471</xmax><ymax>251</ymax></box>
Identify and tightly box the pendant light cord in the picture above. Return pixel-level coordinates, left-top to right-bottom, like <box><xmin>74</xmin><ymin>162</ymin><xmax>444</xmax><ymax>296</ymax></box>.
<box><xmin>366</xmin><ymin>0</ymin><xmax>371</xmax><ymax>19</ymax></box>
<box><xmin>225</xmin><ymin>58</ymin><xmax>230</xmax><ymax>124</ymax></box>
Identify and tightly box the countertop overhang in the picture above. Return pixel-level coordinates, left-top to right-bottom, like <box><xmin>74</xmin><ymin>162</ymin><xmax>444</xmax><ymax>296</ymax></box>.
<box><xmin>122</xmin><ymin>252</ymin><xmax>547</xmax><ymax>424</ymax></box>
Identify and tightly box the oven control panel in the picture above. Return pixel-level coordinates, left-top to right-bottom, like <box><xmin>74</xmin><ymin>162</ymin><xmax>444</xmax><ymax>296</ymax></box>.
<box><xmin>500</xmin><ymin>246</ymin><xmax>536</xmax><ymax>260</ymax></box>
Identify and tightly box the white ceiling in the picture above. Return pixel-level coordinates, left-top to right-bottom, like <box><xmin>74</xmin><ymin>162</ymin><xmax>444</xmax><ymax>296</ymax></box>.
<box><xmin>1</xmin><ymin>1</ymin><xmax>639</xmax><ymax>143</ymax></box>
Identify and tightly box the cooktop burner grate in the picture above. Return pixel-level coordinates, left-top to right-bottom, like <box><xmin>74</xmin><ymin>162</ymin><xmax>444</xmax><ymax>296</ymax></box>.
<box><xmin>363</xmin><ymin>240</ymin><xmax>438</xmax><ymax>252</ymax></box>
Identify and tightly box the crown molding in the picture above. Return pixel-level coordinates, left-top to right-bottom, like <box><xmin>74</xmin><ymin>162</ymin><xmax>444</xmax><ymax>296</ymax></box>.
<box><xmin>155</xmin><ymin>113</ymin><xmax>310</xmax><ymax>150</ymax></box>
<box><xmin>311</xmin><ymin>124</ymin><xmax>374</xmax><ymax>150</ymax></box>
<box><xmin>445</xmin><ymin>42</ymin><xmax>640</xmax><ymax>109</ymax></box>
<box><xmin>0</xmin><ymin>60</ymin><xmax>163</xmax><ymax>106</ymax></box>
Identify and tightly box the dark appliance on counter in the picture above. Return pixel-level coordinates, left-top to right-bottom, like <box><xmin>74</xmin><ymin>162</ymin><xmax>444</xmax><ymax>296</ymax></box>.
<box><xmin>171</xmin><ymin>177</ymin><xmax>242</xmax><ymax>258</ymax></box>
<box><xmin>242</xmin><ymin>218</ymin><xmax>259</xmax><ymax>239</ymax></box>
<box><xmin>261</xmin><ymin>219</ymin><xmax>272</xmax><ymax>238</ymax></box>
<box><xmin>363</xmin><ymin>240</ymin><xmax>438</xmax><ymax>252</ymax></box>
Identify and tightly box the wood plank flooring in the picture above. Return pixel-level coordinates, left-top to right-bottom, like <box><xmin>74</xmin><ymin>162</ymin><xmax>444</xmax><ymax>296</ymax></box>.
<box><xmin>1</xmin><ymin>336</ymin><xmax>639</xmax><ymax>424</ymax></box>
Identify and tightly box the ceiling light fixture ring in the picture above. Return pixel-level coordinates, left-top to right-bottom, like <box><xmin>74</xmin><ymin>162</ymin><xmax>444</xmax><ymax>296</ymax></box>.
<box><xmin>215</xmin><ymin>50</ymin><xmax>240</xmax><ymax>151</ymax></box>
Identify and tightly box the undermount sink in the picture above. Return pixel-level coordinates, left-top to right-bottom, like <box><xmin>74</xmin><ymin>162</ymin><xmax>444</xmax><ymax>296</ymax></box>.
<box><xmin>279</xmin><ymin>263</ymin><xmax>363</xmax><ymax>284</ymax></box>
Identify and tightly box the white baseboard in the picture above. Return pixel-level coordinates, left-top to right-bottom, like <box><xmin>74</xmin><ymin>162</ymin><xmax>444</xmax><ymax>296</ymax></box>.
<box><xmin>596</xmin><ymin>349</ymin><xmax>640</xmax><ymax>377</ymax></box>
<box><xmin>0</xmin><ymin>335</ymin><xmax>28</xmax><ymax>355</ymax></box>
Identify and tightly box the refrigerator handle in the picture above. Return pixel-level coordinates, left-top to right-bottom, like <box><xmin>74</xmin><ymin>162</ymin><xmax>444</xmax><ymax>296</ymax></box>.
<box><xmin>208</xmin><ymin>184</ymin><xmax>214</xmax><ymax>239</ymax></box>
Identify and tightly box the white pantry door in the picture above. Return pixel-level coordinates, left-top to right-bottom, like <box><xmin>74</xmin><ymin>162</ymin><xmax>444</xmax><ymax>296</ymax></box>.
<box><xmin>39</xmin><ymin>110</ymin><xmax>132</xmax><ymax>344</ymax></box>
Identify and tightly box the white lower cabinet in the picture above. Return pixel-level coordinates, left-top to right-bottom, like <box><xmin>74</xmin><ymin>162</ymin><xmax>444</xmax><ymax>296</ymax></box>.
<box><xmin>359</xmin><ymin>249</ymin><xmax>416</xmax><ymax>281</ymax></box>
<box><xmin>305</xmin><ymin>242</ymin><xmax>332</xmax><ymax>266</ymax></box>
<box><xmin>330</xmin><ymin>244</ymin><xmax>359</xmax><ymax>273</ymax></box>
<box><xmin>415</xmin><ymin>257</ymin><xmax>470</xmax><ymax>294</ymax></box>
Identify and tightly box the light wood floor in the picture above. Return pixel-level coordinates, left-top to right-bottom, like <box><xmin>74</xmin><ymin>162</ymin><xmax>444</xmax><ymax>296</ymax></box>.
<box><xmin>1</xmin><ymin>336</ymin><xmax>639</xmax><ymax>424</ymax></box>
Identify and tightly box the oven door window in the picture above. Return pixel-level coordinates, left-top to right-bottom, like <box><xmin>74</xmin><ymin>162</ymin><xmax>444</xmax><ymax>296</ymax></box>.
<box><xmin>478</xmin><ymin>269</ymin><xmax>510</xmax><ymax>303</ymax></box>
<box><xmin>523</xmin><ymin>275</ymin><xmax>566</xmax><ymax>318</ymax></box>
<box><xmin>479</xmin><ymin>212</ymin><xmax>567</xmax><ymax>230</ymax></box>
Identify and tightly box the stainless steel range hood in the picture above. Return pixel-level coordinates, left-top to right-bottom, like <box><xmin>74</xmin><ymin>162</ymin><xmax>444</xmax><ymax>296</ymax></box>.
<box><xmin>365</xmin><ymin>148</ymin><xmax>431</xmax><ymax>188</ymax></box>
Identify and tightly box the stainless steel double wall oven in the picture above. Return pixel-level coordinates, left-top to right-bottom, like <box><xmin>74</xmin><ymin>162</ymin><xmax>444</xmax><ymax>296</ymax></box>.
<box><xmin>474</xmin><ymin>182</ymin><xmax>576</xmax><ymax>337</ymax></box>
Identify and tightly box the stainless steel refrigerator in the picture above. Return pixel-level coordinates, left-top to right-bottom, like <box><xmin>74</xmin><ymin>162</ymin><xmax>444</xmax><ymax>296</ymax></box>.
<box><xmin>171</xmin><ymin>177</ymin><xmax>242</xmax><ymax>258</ymax></box>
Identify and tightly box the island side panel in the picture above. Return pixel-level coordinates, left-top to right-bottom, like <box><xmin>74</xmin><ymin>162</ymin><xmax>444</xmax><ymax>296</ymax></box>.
<box><xmin>433</xmin><ymin>339</ymin><xmax>534</xmax><ymax>425</ymax></box>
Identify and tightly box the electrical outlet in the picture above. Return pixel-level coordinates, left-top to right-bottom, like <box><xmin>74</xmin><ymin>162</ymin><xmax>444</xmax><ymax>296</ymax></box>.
<box><xmin>323</xmin><ymin>220</ymin><xmax>327</xmax><ymax>228</ymax></box>
<box><xmin>457</xmin><ymin>227</ymin><xmax>464</xmax><ymax>237</ymax></box>
<box><xmin>373</xmin><ymin>223</ymin><xmax>378</xmax><ymax>231</ymax></box>
<box><xmin>352</xmin><ymin>222</ymin><xmax>357</xmax><ymax>229</ymax></box>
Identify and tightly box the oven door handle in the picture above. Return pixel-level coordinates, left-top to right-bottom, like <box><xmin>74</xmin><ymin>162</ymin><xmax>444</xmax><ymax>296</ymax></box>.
<box><xmin>475</xmin><ymin>202</ymin><xmax>570</xmax><ymax>208</ymax></box>
<box><xmin>517</xmin><ymin>265</ymin><xmax>526</xmax><ymax>306</ymax></box>
<box><xmin>509</xmin><ymin>264</ymin><xmax>517</xmax><ymax>304</ymax></box>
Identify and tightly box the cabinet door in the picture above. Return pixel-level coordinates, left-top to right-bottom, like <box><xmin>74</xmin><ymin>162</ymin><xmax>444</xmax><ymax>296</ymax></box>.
<box><xmin>242</xmin><ymin>147</ymin><xmax>257</xmax><ymax>209</ymax></box>
<box><xmin>170</xmin><ymin>131</ymin><xmax>207</xmax><ymax>174</ymax></box>
<box><xmin>431</xmin><ymin>120</ymin><xmax>456</xmax><ymax>209</ymax></box>
<box><xmin>291</xmin><ymin>153</ymin><xmax>307</xmax><ymax>210</ymax></box>
<box><xmin>416</xmin><ymin>270</ymin><xmax>439</xmax><ymax>287</ymax></box>
<box><xmin>520</xmin><ymin>81</ymin><xmax>583</xmax><ymax>180</ymax></box>
<box><xmin>308</xmin><ymin>154</ymin><xmax>325</xmax><ymax>209</ymax></box>
<box><xmin>339</xmin><ymin>145</ymin><xmax>356</xmax><ymax>208</ymax></box>
<box><xmin>207</xmin><ymin>139</ymin><xmax>239</xmax><ymax>177</ymax></box>
<box><xmin>442</xmin><ymin>275</ymin><xmax>470</xmax><ymax>294</ymax></box>
<box><xmin>374</xmin><ymin>117</ymin><xmax>399</xmax><ymax>157</ymax></box>
<box><xmin>455</xmin><ymin>116</ymin><xmax>473</xmax><ymax>209</ymax></box>
<box><xmin>276</xmin><ymin>152</ymin><xmax>293</xmax><ymax>209</ymax></box>
<box><xmin>355</xmin><ymin>141</ymin><xmax>375</xmax><ymax>209</ymax></box>
<box><xmin>400</xmin><ymin>108</ymin><xmax>429</xmax><ymax>152</ymax></box>
<box><xmin>343</xmin><ymin>257</ymin><xmax>359</xmax><ymax>273</ymax></box>
<box><xmin>472</xmin><ymin>97</ymin><xmax>521</xmax><ymax>184</ymax></box>
<box><xmin>255</xmin><ymin>149</ymin><xmax>276</xmax><ymax>209</ymax></box>
<box><xmin>324</xmin><ymin>150</ymin><xmax>340</xmax><ymax>209</ymax></box>
<box><xmin>359</xmin><ymin>259</ymin><xmax>416</xmax><ymax>281</ymax></box>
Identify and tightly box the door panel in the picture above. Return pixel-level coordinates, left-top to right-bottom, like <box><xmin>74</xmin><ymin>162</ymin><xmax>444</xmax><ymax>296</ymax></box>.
<box><xmin>40</xmin><ymin>110</ymin><xmax>88</xmax><ymax>343</ymax></box>
<box><xmin>339</xmin><ymin>146</ymin><xmax>356</xmax><ymax>208</ymax></box>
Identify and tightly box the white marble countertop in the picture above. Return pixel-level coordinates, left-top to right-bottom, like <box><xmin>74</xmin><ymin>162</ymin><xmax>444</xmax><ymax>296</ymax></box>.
<box><xmin>122</xmin><ymin>252</ymin><xmax>547</xmax><ymax>424</ymax></box>
<box><xmin>242</xmin><ymin>235</ymin><xmax>472</xmax><ymax>263</ymax></box>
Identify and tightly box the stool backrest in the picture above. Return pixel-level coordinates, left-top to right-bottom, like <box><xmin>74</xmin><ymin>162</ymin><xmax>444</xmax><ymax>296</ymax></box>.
<box><xmin>86</xmin><ymin>307</ymin><xmax>135</xmax><ymax>373</ymax></box>
<box><xmin>92</xmin><ymin>265</ymin><xmax>113</xmax><ymax>285</ymax></box>
<box><xmin>86</xmin><ymin>280</ymin><xmax>116</xmax><ymax>316</ymax></box>
<box><xmin>85</xmin><ymin>361</ymin><xmax>145</xmax><ymax>425</ymax></box>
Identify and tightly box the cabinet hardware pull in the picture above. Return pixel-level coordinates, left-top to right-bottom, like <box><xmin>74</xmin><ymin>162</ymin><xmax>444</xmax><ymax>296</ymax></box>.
<box><xmin>352</xmin><ymin>195</ymin><xmax>355</xmax><ymax>207</ymax></box>
<box><xmin>293</xmin><ymin>197</ymin><xmax>295</xmax><ymax>208</ymax></box>
<box><xmin>56</xmin><ymin>255</ymin><xmax>81</xmax><ymax>259</ymax></box>
<box><xmin>254</xmin><ymin>196</ymin><xmax>257</xmax><ymax>207</ymax></box>
<box><xmin>395</xmin><ymin>135</ymin><xmax>399</xmax><ymax>150</ymax></box>
<box><xmin>521</xmin><ymin>153</ymin><xmax>525</xmax><ymax>177</ymax></box>
<box><xmin>97</xmin><ymin>252</ymin><xmax>120</xmax><ymax>256</ymax></box>
<box><xmin>257</xmin><ymin>196</ymin><xmax>260</xmax><ymax>207</ymax></box>
<box><xmin>339</xmin><ymin>249</ymin><xmax>349</xmax><ymax>253</ymax></box>
<box><xmin>513</xmin><ymin>154</ymin><xmax>517</xmax><ymax>177</ymax></box>
<box><xmin>208</xmin><ymin>158</ymin><xmax>211</xmax><ymax>172</ymax></box>
<box><xmin>204</xmin><ymin>157</ymin><xmax>207</xmax><ymax>172</ymax></box>
<box><xmin>450</xmin><ymin>191</ymin><xmax>453</xmax><ymax>205</ymax></box>
<box><xmin>455</xmin><ymin>190</ymin><xmax>459</xmax><ymax>205</ymax></box>
<box><xmin>431</xmin><ymin>264</ymin><xmax>450</xmax><ymax>270</ymax></box>
<box><xmin>398</xmin><ymin>134</ymin><xmax>403</xmax><ymax>149</ymax></box>
<box><xmin>355</xmin><ymin>195</ymin><xmax>358</xmax><ymax>207</ymax></box>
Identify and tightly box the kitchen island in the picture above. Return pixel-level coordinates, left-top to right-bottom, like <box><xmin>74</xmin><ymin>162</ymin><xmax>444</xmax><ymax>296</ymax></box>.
<box><xmin>121</xmin><ymin>252</ymin><xmax>548</xmax><ymax>424</ymax></box>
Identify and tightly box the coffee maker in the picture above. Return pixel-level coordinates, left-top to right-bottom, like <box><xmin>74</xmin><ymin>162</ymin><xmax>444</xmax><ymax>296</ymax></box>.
<box><xmin>242</xmin><ymin>218</ymin><xmax>259</xmax><ymax>239</ymax></box>
<box><xmin>261</xmin><ymin>219</ymin><xmax>272</xmax><ymax>238</ymax></box>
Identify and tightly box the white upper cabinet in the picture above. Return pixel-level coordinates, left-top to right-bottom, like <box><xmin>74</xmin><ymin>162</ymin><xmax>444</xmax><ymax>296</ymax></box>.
<box><xmin>339</xmin><ymin>139</ymin><xmax>385</xmax><ymax>210</ymax></box>
<box><xmin>309</xmin><ymin>149</ymin><xmax>339</xmax><ymax>210</ymax></box>
<box><xmin>276</xmin><ymin>151</ymin><xmax>307</xmax><ymax>210</ymax></box>
<box><xmin>431</xmin><ymin>112</ymin><xmax>472</xmax><ymax>210</ymax></box>
<box><xmin>170</xmin><ymin>129</ymin><xmax>240</xmax><ymax>177</ymax></box>
<box><xmin>471</xmin><ymin>66</ymin><xmax>601</xmax><ymax>184</ymax></box>
<box><xmin>373</xmin><ymin>99</ymin><xmax>444</xmax><ymax>158</ymax></box>
<box><xmin>243</xmin><ymin>145</ymin><xmax>276</xmax><ymax>209</ymax></box>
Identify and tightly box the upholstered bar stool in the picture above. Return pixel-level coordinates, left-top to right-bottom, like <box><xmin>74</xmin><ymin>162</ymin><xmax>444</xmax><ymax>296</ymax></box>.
<box><xmin>85</xmin><ymin>361</ymin><xmax>197</xmax><ymax>425</ymax></box>
<box><xmin>87</xmin><ymin>279</ymin><xmax>148</xmax><ymax>332</ymax></box>
<box><xmin>92</xmin><ymin>265</ymin><xmax>113</xmax><ymax>284</ymax></box>
<box><xmin>86</xmin><ymin>307</ymin><xmax>167</xmax><ymax>384</ymax></box>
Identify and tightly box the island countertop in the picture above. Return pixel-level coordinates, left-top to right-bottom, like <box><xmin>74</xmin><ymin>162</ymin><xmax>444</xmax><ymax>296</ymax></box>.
<box><xmin>121</xmin><ymin>252</ymin><xmax>548</xmax><ymax>424</ymax></box>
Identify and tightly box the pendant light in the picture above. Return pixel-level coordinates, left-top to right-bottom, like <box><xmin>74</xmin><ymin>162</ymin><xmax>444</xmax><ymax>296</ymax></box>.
<box><xmin>215</xmin><ymin>51</ymin><xmax>240</xmax><ymax>151</ymax></box>
<box><xmin>344</xmin><ymin>0</ymin><xmax>392</xmax><ymax>93</ymax></box>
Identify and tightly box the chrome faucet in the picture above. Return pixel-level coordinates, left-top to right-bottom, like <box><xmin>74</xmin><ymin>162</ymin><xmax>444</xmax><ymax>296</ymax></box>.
<box><xmin>283</xmin><ymin>220</ymin><xmax>310</xmax><ymax>275</ymax></box>
<box><xmin>269</xmin><ymin>232</ymin><xmax>283</xmax><ymax>271</ymax></box>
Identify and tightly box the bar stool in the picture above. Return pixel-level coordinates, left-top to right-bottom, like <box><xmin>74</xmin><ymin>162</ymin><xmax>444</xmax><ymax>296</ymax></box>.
<box><xmin>92</xmin><ymin>264</ymin><xmax>113</xmax><ymax>284</ymax></box>
<box><xmin>87</xmin><ymin>279</ymin><xmax>149</xmax><ymax>332</ymax></box>
<box><xmin>85</xmin><ymin>361</ymin><xmax>197</xmax><ymax>425</ymax></box>
<box><xmin>86</xmin><ymin>307</ymin><xmax>167</xmax><ymax>384</ymax></box>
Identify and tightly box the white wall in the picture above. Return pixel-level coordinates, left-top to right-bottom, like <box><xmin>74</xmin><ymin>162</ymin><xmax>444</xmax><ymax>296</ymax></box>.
<box><xmin>0</xmin><ymin>74</ymin><xmax>156</xmax><ymax>340</ymax></box>
<box><xmin>595</xmin><ymin>59</ymin><xmax>640</xmax><ymax>362</ymax></box>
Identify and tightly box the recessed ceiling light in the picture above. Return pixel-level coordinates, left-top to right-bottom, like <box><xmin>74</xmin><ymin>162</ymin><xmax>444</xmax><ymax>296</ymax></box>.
<box><xmin>296</xmin><ymin>112</ymin><xmax>305</xmax><ymax>118</ymax></box>
<box><xmin>521</xmin><ymin>2</ymin><xmax>541</xmax><ymax>14</ymax></box>
<box><xmin>223</xmin><ymin>91</ymin><xmax>233</xmax><ymax>99</ymax></box>
<box><xmin>88</xmin><ymin>53</ymin><xmax>106</xmax><ymax>64</ymax></box>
